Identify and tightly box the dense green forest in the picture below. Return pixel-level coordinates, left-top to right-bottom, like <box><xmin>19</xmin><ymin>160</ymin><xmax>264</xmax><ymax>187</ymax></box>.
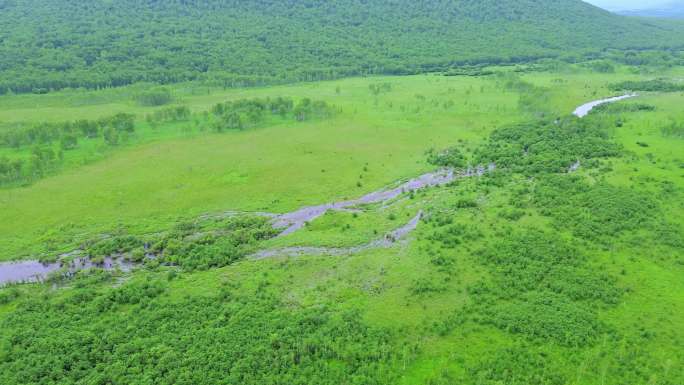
<box><xmin>1</xmin><ymin>0</ymin><xmax>684</xmax><ymax>93</ymax></box>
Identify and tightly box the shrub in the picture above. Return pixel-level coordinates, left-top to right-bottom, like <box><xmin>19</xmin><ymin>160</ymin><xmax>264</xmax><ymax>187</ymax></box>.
<box><xmin>473</xmin><ymin>119</ymin><xmax>621</xmax><ymax>175</ymax></box>
<box><xmin>484</xmin><ymin>291</ymin><xmax>606</xmax><ymax>346</ymax></box>
<box><xmin>533</xmin><ymin>176</ymin><xmax>657</xmax><ymax>241</ymax></box>
<box><xmin>135</xmin><ymin>88</ymin><xmax>173</xmax><ymax>106</ymax></box>
<box><xmin>609</xmin><ymin>79</ymin><xmax>684</xmax><ymax>92</ymax></box>
<box><xmin>427</xmin><ymin>146</ymin><xmax>467</xmax><ymax>168</ymax></box>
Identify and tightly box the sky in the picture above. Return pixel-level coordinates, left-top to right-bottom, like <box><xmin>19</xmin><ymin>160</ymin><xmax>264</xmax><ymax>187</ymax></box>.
<box><xmin>584</xmin><ymin>0</ymin><xmax>674</xmax><ymax>11</ymax></box>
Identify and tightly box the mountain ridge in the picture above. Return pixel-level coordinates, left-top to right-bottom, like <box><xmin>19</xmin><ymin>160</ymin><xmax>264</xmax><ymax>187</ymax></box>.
<box><xmin>0</xmin><ymin>0</ymin><xmax>683</xmax><ymax>93</ymax></box>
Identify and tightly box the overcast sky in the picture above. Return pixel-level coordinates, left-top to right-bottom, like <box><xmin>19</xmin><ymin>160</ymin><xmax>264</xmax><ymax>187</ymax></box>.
<box><xmin>584</xmin><ymin>0</ymin><xmax>674</xmax><ymax>11</ymax></box>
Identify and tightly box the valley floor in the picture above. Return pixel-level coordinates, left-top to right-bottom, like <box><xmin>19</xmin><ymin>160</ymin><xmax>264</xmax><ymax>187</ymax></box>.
<box><xmin>0</xmin><ymin>66</ymin><xmax>682</xmax><ymax>384</ymax></box>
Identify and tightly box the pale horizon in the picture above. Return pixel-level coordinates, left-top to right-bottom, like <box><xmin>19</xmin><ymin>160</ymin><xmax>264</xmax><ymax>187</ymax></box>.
<box><xmin>585</xmin><ymin>0</ymin><xmax>676</xmax><ymax>11</ymax></box>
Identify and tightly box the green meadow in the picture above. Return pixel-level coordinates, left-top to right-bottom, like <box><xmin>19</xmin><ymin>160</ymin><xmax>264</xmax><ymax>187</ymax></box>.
<box><xmin>1</xmin><ymin>65</ymin><xmax>682</xmax><ymax>384</ymax></box>
<box><xmin>0</xmin><ymin>69</ymin><xmax>659</xmax><ymax>261</ymax></box>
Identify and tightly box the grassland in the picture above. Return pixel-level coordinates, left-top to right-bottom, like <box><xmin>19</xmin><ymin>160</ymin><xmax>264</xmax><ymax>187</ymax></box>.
<box><xmin>0</xmin><ymin>65</ymin><xmax>682</xmax><ymax>384</ymax></box>
<box><xmin>0</xmin><ymin>68</ymin><xmax>663</xmax><ymax>261</ymax></box>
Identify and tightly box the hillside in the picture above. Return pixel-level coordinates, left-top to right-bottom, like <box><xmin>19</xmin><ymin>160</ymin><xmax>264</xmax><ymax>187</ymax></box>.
<box><xmin>0</xmin><ymin>0</ymin><xmax>683</xmax><ymax>94</ymax></box>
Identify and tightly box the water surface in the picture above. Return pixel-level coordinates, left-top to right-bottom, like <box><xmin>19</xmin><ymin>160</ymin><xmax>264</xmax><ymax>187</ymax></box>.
<box><xmin>0</xmin><ymin>256</ymin><xmax>133</xmax><ymax>286</ymax></box>
<box><xmin>573</xmin><ymin>94</ymin><xmax>637</xmax><ymax>118</ymax></box>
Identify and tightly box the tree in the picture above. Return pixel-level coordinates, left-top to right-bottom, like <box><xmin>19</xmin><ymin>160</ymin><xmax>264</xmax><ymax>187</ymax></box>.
<box><xmin>60</xmin><ymin>134</ymin><xmax>78</xmax><ymax>150</ymax></box>
<box><xmin>215</xmin><ymin>112</ymin><xmax>243</xmax><ymax>131</ymax></box>
<box><xmin>135</xmin><ymin>88</ymin><xmax>173</xmax><ymax>106</ymax></box>
<box><xmin>109</xmin><ymin>113</ymin><xmax>135</xmax><ymax>133</ymax></box>
<box><xmin>294</xmin><ymin>98</ymin><xmax>312</xmax><ymax>121</ymax></box>
<box><xmin>103</xmin><ymin>127</ymin><xmax>119</xmax><ymax>146</ymax></box>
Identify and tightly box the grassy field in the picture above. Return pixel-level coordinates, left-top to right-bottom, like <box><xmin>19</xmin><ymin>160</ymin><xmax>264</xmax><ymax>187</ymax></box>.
<box><xmin>0</xmin><ymin>66</ymin><xmax>682</xmax><ymax>385</ymax></box>
<box><xmin>0</xmin><ymin>68</ymin><xmax>661</xmax><ymax>261</ymax></box>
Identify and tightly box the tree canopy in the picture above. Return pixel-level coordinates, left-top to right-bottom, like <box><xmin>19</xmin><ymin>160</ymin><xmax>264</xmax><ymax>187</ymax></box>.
<box><xmin>0</xmin><ymin>0</ymin><xmax>683</xmax><ymax>93</ymax></box>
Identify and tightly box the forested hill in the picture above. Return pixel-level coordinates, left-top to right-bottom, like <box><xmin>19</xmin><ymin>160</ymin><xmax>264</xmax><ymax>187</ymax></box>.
<box><xmin>0</xmin><ymin>0</ymin><xmax>682</xmax><ymax>94</ymax></box>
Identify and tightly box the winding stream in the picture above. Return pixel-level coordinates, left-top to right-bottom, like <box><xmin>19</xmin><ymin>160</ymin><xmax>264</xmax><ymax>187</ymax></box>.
<box><xmin>573</xmin><ymin>94</ymin><xmax>637</xmax><ymax>118</ymax></box>
<box><xmin>255</xmin><ymin>164</ymin><xmax>495</xmax><ymax>259</ymax></box>
<box><xmin>1</xmin><ymin>93</ymin><xmax>626</xmax><ymax>285</ymax></box>
<box><xmin>253</xmin><ymin>211</ymin><xmax>424</xmax><ymax>259</ymax></box>
<box><xmin>0</xmin><ymin>166</ymin><xmax>489</xmax><ymax>286</ymax></box>
<box><xmin>272</xmin><ymin>165</ymin><xmax>493</xmax><ymax>236</ymax></box>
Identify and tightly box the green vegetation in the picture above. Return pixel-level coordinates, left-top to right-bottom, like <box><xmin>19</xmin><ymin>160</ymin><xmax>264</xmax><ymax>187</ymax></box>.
<box><xmin>134</xmin><ymin>88</ymin><xmax>173</xmax><ymax>107</ymax></box>
<box><xmin>1</xmin><ymin>273</ymin><xmax>409</xmax><ymax>385</ymax></box>
<box><xmin>0</xmin><ymin>113</ymin><xmax>134</xmax><ymax>185</ymax></box>
<box><xmin>0</xmin><ymin>2</ymin><xmax>683</xmax><ymax>383</ymax></box>
<box><xmin>0</xmin><ymin>96</ymin><xmax>332</xmax><ymax>187</ymax></box>
<box><xmin>473</xmin><ymin>118</ymin><xmax>621</xmax><ymax>174</ymax></box>
<box><xmin>593</xmin><ymin>103</ymin><xmax>656</xmax><ymax>113</ymax></box>
<box><xmin>1</xmin><ymin>0</ymin><xmax>683</xmax><ymax>94</ymax></box>
<box><xmin>1</xmin><ymin>68</ymin><xmax>681</xmax><ymax>384</ymax></box>
<box><xmin>610</xmin><ymin>79</ymin><xmax>684</xmax><ymax>92</ymax></box>
<box><xmin>426</xmin><ymin>146</ymin><xmax>468</xmax><ymax>169</ymax></box>
<box><xmin>0</xmin><ymin>74</ymin><xmax>526</xmax><ymax>260</ymax></box>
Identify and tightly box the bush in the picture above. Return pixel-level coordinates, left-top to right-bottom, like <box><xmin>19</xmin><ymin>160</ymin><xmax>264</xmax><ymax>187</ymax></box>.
<box><xmin>533</xmin><ymin>176</ymin><xmax>657</xmax><ymax>241</ymax></box>
<box><xmin>0</xmin><ymin>284</ymin><xmax>406</xmax><ymax>385</ymax></box>
<box><xmin>0</xmin><ymin>288</ymin><xmax>20</xmax><ymax>305</ymax></box>
<box><xmin>609</xmin><ymin>80</ymin><xmax>684</xmax><ymax>92</ymax></box>
<box><xmin>410</xmin><ymin>277</ymin><xmax>447</xmax><ymax>296</ymax></box>
<box><xmin>661</xmin><ymin>121</ymin><xmax>684</xmax><ymax>138</ymax></box>
<box><xmin>427</xmin><ymin>146</ymin><xmax>467</xmax><ymax>168</ymax></box>
<box><xmin>59</xmin><ymin>134</ymin><xmax>78</xmax><ymax>150</ymax></box>
<box><xmin>155</xmin><ymin>215</ymin><xmax>278</xmax><ymax>271</ymax></box>
<box><xmin>135</xmin><ymin>88</ymin><xmax>173</xmax><ymax>106</ymax></box>
<box><xmin>473</xmin><ymin>119</ymin><xmax>621</xmax><ymax>175</ymax></box>
<box><xmin>146</xmin><ymin>105</ymin><xmax>191</xmax><ymax>123</ymax></box>
<box><xmin>484</xmin><ymin>291</ymin><xmax>606</xmax><ymax>346</ymax></box>
<box><xmin>466</xmin><ymin>345</ymin><xmax>566</xmax><ymax>385</ymax></box>
<box><xmin>593</xmin><ymin>103</ymin><xmax>655</xmax><ymax>114</ymax></box>
<box><xmin>86</xmin><ymin>235</ymin><xmax>144</xmax><ymax>257</ymax></box>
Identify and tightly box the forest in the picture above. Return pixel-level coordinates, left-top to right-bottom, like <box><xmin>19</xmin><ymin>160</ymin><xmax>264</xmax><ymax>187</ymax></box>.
<box><xmin>0</xmin><ymin>0</ymin><xmax>683</xmax><ymax>94</ymax></box>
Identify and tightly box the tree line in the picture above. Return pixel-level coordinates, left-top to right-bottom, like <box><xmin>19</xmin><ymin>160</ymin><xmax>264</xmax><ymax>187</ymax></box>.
<box><xmin>1</xmin><ymin>0</ymin><xmax>683</xmax><ymax>94</ymax></box>
<box><xmin>0</xmin><ymin>114</ymin><xmax>135</xmax><ymax>186</ymax></box>
<box><xmin>210</xmin><ymin>97</ymin><xmax>333</xmax><ymax>132</ymax></box>
<box><xmin>0</xmin><ymin>114</ymin><xmax>135</xmax><ymax>149</ymax></box>
<box><xmin>0</xmin><ymin>96</ymin><xmax>334</xmax><ymax>187</ymax></box>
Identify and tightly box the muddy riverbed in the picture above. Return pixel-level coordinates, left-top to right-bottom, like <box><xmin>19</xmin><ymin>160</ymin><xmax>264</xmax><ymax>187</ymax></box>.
<box><xmin>0</xmin><ymin>255</ymin><xmax>133</xmax><ymax>286</ymax></box>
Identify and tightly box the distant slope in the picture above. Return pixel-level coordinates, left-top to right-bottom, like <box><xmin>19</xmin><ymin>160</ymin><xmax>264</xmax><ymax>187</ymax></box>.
<box><xmin>619</xmin><ymin>2</ymin><xmax>684</xmax><ymax>18</ymax></box>
<box><xmin>0</xmin><ymin>0</ymin><xmax>683</xmax><ymax>93</ymax></box>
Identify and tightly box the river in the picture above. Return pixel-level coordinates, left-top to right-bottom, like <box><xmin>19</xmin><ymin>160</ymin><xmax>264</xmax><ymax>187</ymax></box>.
<box><xmin>0</xmin><ymin>94</ymin><xmax>634</xmax><ymax>285</ymax></box>
<box><xmin>573</xmin><ymin>94</ymin><xmax>637</xmax><ymax>118</ymax></box>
